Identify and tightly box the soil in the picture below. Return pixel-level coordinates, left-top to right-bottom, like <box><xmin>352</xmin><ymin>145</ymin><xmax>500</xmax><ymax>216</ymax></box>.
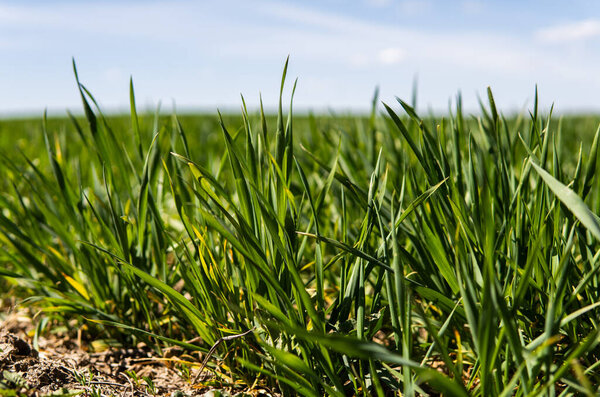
<box><xmin>0</xmin><ymin>305</ymin><xmax>274</xmax><ymax>397</ymax></box>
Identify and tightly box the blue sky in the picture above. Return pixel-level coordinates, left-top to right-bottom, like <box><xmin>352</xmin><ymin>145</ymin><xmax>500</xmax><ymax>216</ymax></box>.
<box><xmin>1</xmin><ymin>0</ymin><xmax>599</xmax><ymax>115</ymax></box>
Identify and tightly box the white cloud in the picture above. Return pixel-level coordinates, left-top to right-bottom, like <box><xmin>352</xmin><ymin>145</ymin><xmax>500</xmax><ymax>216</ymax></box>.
<box><xmin>1</xmin><ymin>0</ymin><xmax>600</xmax><ymax>113</ymax></box>
<box><xmin>536</xmin><ymin>19</ymin><xmax>600</xmax><ymax>42</ymax></box>
<box><xmin>378</xmin><ymin>48</ymin><xmax>405</xmax><ymax>65</ymax></box>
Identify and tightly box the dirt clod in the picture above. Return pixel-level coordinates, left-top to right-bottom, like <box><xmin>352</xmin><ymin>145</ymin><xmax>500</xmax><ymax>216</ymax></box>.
<box><xmin>0</xmin><ymin>331</ymin><xmax>37</xmax><ymax>361</ymax></box>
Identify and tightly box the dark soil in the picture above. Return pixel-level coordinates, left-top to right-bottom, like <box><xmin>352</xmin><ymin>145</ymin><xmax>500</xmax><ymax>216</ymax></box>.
<box><xmin>0</xmin><ymin>307</ymin><xmax>274</xmax><ymax>397</ymax></box>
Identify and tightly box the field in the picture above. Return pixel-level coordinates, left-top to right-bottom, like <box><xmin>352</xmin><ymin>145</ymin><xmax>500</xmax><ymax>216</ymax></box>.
<box><xmin>2</xmin><ymin>64</ymin><xmax>600</xmax><ymax>396</ymax></box>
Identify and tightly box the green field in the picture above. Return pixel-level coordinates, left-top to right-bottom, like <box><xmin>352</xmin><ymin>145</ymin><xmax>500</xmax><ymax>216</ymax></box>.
<box><xmin>2</xmin><ymin>64</ymin><xmax>600</xmax><ymax>396</ymax></box>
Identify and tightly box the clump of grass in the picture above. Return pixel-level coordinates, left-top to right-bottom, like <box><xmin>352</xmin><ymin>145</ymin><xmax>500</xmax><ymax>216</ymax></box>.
<box><xmin>2</xmin><ymin>60</ymin><xmax>600</xmax><ymax>395</ymax></box>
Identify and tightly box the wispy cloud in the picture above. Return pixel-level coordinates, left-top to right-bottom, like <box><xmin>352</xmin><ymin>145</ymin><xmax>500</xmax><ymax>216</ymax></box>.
<box><xmin>1</xmin><ymin>0</ymin><xmax>600</xmax><ymax>113</ymax></box>
<box><xmin>259</xmin><ymin>2</ymin><xmax>537</xmax><ymax>74</ymax></box>
<box><xmin>536</xmin><ymin>19</ymin><xmax>600</xmax><ymax>43</ymax></box>
<box><xmin>0</xmin><ymin>0</ymin><xmax>567</xmax><ymax>75</ymax></box>
<box><xmin>0</xmin><ymin>2</ymin><xmax>212</xmax><ymax>41</ymax></box>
